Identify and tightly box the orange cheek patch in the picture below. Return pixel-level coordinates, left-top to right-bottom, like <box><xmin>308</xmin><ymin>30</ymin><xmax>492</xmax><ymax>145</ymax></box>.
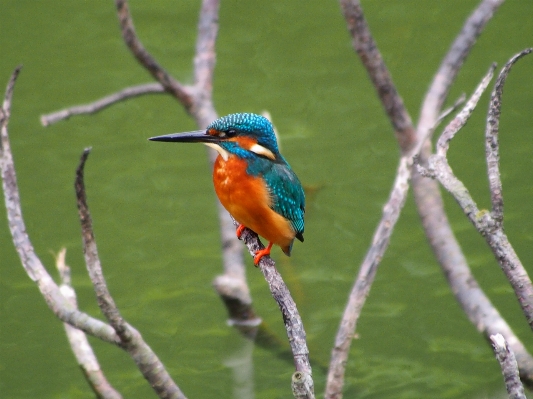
<box><xmin>229</xmin><ymin>136</ymin><xmax>257</xmax><ymax>150</ymax></box>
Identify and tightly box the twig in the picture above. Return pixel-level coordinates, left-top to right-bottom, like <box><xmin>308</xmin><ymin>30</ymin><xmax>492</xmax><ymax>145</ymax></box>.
<box><xmin>490</xmin><ymin>334</ymin><xmax>526</xmax><ymax>399</ymax></box>
<box><xmin>0</xmin><ymin>67</ymin><xmax>120</xmax><ymax>344</ymax></box>
<box><xmin>56</xmin><ymin>249</ymin><xmax>122</xmax><ymax>399</ymax></box>
<box><xmin>417</xmin><ymin>52</ymin><xmax>533</xmax><ymax>331</ymax></box>
<box><xmin>237</xmin><ymin>222</ymin><xmax>315</xmax><ymax>399</ymax></box>
<box><xmin>435</xmin><ymin>93</ymin><xmax>466</xmax><ymax>126</ymax></box>
<box><xmin>74</xmin><ymin>148</ymin><xmax>187</xmax><ymax>399</ymax></box>
<box><xmin>114</xmin><ymin>0</ymin><xmax>193</xmax><ymax>109</ymax></box>
<box><xmin>435</xmin><ymin>64</ymin><xmax>496</xmax><ymax>155</ymax></box>
<box><xmin>41</xmin><ymin>83</ymin><xmax>165</xmax><ymax>126</ymax></box>
<box><xmin>485</xmin><ymin>48</ymin><xmax>533</xmax><ymax>226</ymax></box>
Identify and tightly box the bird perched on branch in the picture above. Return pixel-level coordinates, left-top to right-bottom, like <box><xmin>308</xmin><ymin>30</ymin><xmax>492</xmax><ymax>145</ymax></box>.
<box><xmin>150</xmin><ymin>113</ymin><xmax>305</xmax><ymax>265</ymax></box>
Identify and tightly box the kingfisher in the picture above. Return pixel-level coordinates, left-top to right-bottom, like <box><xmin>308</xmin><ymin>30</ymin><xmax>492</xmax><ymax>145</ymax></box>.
<box><xmin>149</xmin><ymin>113</ymin><xmax>305</xmax><ymax>265</ymax></box>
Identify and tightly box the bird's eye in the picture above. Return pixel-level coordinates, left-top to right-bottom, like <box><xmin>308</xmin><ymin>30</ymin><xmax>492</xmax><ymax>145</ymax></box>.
<box><xmin>226</xmin><ymin>129</ymin><xmax>237</xmax><ymax>137</ymax></box>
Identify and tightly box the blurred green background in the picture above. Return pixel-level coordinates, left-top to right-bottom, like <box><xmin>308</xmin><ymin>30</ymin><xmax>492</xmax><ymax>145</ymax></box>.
<box><xmin>1</xmin><ymin>1</ymin><xmax>532</xmax><ymax>398</ymax></box>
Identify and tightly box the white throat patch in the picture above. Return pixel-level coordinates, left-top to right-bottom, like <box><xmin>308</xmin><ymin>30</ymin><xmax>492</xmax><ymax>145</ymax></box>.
<box><xmin>205</xmin><ymin>143</ymin><xmax>229</xmax><ymax>161</ymax></box>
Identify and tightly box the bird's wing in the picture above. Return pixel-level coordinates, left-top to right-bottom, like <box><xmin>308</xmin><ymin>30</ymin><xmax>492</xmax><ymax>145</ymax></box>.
<box><xmin>264</xmin><ymin>161</ymin><xmax>305</xmax><ymax>241</ymax></box>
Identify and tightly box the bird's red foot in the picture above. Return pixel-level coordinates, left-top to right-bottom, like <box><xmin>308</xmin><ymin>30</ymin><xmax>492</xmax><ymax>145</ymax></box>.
<box><xmin>253</xmin><ymin>242</ymin><xmax>274</xmax><ymax>266</ymax></box>
<box><xmin>236</xmin><ymin>224</ymin><xmax>246</xmax><ymax>239</ymax></box>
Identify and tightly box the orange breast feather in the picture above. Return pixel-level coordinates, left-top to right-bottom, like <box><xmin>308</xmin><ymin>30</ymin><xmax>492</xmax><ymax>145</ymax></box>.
<box><xmin>213</xmin><ymin>154</ymin><xmax>295</xmax><ymax>253</ymax></box>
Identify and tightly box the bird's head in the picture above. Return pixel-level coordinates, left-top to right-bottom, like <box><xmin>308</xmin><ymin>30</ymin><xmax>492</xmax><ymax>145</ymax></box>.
<box><xmin>149</xmin><ymin>113</ymin><xmax>280</xmax><ymax>161</ymax></box>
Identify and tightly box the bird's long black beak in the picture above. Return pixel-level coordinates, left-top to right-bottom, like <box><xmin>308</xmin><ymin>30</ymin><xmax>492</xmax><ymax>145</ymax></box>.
<box><xmin>149</xmin><ymin>130</ymin><xmax>220</xmax><ymax>143</ymax></box>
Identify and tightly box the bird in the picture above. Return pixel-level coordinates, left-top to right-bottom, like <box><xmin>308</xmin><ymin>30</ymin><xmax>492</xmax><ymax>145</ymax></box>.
<box><xmin>149</xmin><ymin>113</ymin><xmax>305</xmax><ymax>265</ymax></box>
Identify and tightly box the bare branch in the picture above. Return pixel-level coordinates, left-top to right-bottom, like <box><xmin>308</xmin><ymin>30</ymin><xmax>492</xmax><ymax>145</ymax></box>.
<box><xmin>41</xmin><ymin>83</ymin><xmax>165</xmax><ymax>126</ymax></box>
<box><xmin>56</xmin><ymin>249</ymin><xmax>123</xmax><ymax>399</ymax></box>
<box><xmin>237</xmin><ymin>222</ymin><xmax>315</xmax><ymax>399</ymax></box>
<box><xmin>490</xmin><ymin>334</ymin><xmax>526</xmax><ymax>399</ymax></box>
<box><xmin>114</xmin><ymin>0</ymin><xmax>194</xmax><ymax>109</ymax></box>
<box><xmin>75</xmin><ymin>148</ymin><xmax>130</xmax><ymax>339</ymax></box>
<box><xmin>420</xmin><ymin>53</ymin><xmax>533</xmax><ymax>332</ymax></box>
<box><xmin>74</xmin><ymin>148</ymin><xmax>188</xmax><ymax>399</ymax></box>
<box><xmin>411</xmin><ymin>0</ymin><xmax>533</xmax><ymax>383</ymax></box>
<box><xmin>485</xmin><ymin>48</ymin><xmax>533</xmax><ymax>226</ymax></box>
<box><xmin>0</xmin><ymin>67</ymin><xmax>121</xmax><ymax>344</ymax></box>
<box><xmin>339</xmin><ymin>0</ymin><xmax>415</xmax><ymax>152</ymax></box>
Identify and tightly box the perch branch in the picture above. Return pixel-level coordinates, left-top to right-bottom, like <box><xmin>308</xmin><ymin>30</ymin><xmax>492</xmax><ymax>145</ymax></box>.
<box><xmin>417</xmin><ymin>51</ymin><xmax>533</xmax><ymax>331</ymax></box>
<box><xmin>41</xmin><ymin>83</ymin><xmax>165</xmax><ymax>126</ymax></box>
<box><xmin>56</xmin><ymin>249</ymin><xmax>122</xmax><ymax>399</ymax></box>
<box><xmin>237</xmin><ymin>222</ymin><xmax>315</xmax><ymax>399</ymax></box>
<box><xmin>74</xmin><ymin>148</ymin><xmax>187</xmax><ymax>399</ymax></box>
<box><xmin>1</xmin><ymin>66</ymin><xmax>121</xmax><ymax>344</ymax></box>
<box><xmin>490</xmin><ymin>334</ymin><xmax>526</xmax><ymax>399</ymax></box>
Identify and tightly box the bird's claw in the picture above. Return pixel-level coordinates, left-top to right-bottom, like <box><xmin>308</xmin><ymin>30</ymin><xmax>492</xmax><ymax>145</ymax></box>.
<box><xmin>236</xmin><ymin>224</ymin><xmax>246</xmax><ymax>239</ymax></box>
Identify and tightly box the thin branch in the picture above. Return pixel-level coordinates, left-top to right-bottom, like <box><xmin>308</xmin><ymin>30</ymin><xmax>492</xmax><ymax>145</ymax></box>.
<box><xmin>237</xmin><ymin>222</ymin><xmax>315</xmax><ymax>399</ymax></box>
<box><xmin>75</xmin><ymin>148</ymin><xmax>130</xmax><ymax>339</ymax></box>
<box><xmin>435</xmin><ymin>64</ymin><xmax>496</xmax><ymax>155</ymax></box>
<box><xmin>339</xmin><ymin>0</ymin><xmax>416</xmax><ymax>152</ymax></box>
<box><xmin>416</xmin><ymin>0</ymin><xmax>505</xmax><ymax>139</ymax></box>
<box><xmin>193</xmin><ymin>0</ymin><xmax>219</xmax><ymax>97</ymax></box>
<box><xmin>74</xmin><ymin>148</ymin><xmax>187</xmax><ymax>399</ymax></box>
<box><xmin>436</xmin><ymin>93</ymin><xmax>466</xmax><ymax>126</ymax></box>
<box><xmin>485</xmin><ymin>48</ymin><xmax>533</xmax><ymax>226</ymax></box>
<box><xmin>0</xmin><ymin>67</ymin><xmax>121</xmax><ymax>344</ymax></box>
<box><xmin>41</xmin><ymin>83</ymin><xmax>165</xmax><ymax>126</ymax></box>
<box><xmin>114</xmin><ymin>0</ymin><xmax>194</xmax><ymax>109</ymax></box>
<box><xmin>56</xmin><ymin>249</ymin><xmax>123</xmax><ymax>399</ymax></box>
<box><xmin>490</xmin><ymin>334</ymin><xmax>526</xmax><ymax>399</ymax></box>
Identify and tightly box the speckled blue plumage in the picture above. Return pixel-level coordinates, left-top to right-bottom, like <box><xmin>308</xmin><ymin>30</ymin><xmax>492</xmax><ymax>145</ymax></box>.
<box><xmin>209</xmin><ymin>113</ymin><xmax>305</xmax><ymax>241</ymax></box>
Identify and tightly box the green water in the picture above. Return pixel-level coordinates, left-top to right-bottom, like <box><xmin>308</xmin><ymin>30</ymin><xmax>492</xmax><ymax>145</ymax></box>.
<box><xmin>1</xmin><ymin>0</ymin><xmax>533</xmax><ymax>398</ymax></box>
